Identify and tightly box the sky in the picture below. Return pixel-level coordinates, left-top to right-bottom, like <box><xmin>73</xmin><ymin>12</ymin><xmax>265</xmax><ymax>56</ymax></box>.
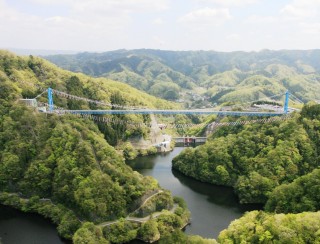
<box><xmin>0</xmin><ymin>0</ymin><xmax>320</xmax><ymax>52</ymax></box>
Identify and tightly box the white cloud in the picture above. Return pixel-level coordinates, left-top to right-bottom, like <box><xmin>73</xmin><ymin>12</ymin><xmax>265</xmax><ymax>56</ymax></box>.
<box><xmin>0</xmin><ymin>0</ymin><xmax>173</xmax><ymax>51</ymax></box>
<box><xmin>285</xmin><ymin>0</ymin><xmax>320</xmax><ymax>7</ymax></box>
<box><xmin>73</xmin><ymin>0</ymin><xmax>169</xmax><ymax>16</ymax></box>
<box><xmin>29</xmin><ymin>0</ymin><xmax>169</xmax><ymax>13</ymax></box>
<box><xmin>153</xmin><ymin>18</ymin><xmax>164</xmax><ymax>25</ymax></box>
<box><xmin>226</xmin><ymin>34</ymin><xmax>241</xmax><ymax>41</ymax></box>
<box><xmin>241</xmin><ymin>0</ymin><xmax>320</xmax><ymax>25</ymax></box>
<box><xmin>153</xmin><ymin>36</ymin><xmax>165</xmax><ymax>46</ymax></box>
<box><xmin>178</xmin><ymin>7</ymin><xmax>231</xmax><ymax>26</ymax></box>
<box><xmin>29</xmin><ymin>0</ymin><xmax>73</xmax><ymax>5</ymax></box>
<box><xmin>23</xmin><ymin>0</ymin><xmax>169</xmax><ymax>35</ymax></box>
<box><xmin>245</xmin><ymin>15</ymin><xmax>277</xmax><ymax>24</ymax></box>
<box><xmin>45</xmin><ymin>16</ymin><xmax>80</xmax><ymax>25</ymax></box>
<box><xmin>0</xmin><ymin>0</ymin><xmax>19</xmax><ymax>20</ymax></box>
<box><xmin>299</xmin><ymin>22</ymin><xmax>320</xmax><ymax>34</ymax></box>
<box><xmin>0</xmin><ymin>0</ymin><xmax>131</xmax><ymax>50</ymax></box>
<box><xmin>1</xmin><ymin>0</ymin><xmax>320</xmax><ymax>52</ymax></box>
<box><xmin>281</xmin><ymin>0</ymin><xmax>320</xmax><ymax>19</ymax></box>
<box><xmin>281</xmin><ymin>5</ymin><xmax>317</xmax><ymax>18</ymax></box>
<box><xmin>196</xmin><ymin>0</ymin><xmax>257</xmax><ymax>7</ymax></box>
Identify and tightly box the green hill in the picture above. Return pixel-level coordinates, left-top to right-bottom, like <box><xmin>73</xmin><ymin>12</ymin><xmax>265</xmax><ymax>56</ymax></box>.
<box><xmin>0</xmin><ymin>50</ymin><xmax>191</xmax><ymax>243</ymax></box>
<box><xmin>172</xmin><ymin>104</ymin><xmax>320</xmax><ymax>205</ymax></box>
<box><xmin>172</xmin><ymin>104</ymin><xmax>320</xmax><ymax>243</ymax></box>
<box><xmin>2</xmin><ymin>50</ymin><xmax>320</xmax><ymax>243</ymax></box>
<box><xmin>1</xmin><ymin>50</ymin><xmax>180</xmax><ymax>146</ymax></box>
<box><xmin>218</xmin><ymin>211</ymin><xmax>320</xmax><ymax>243</ymax></box>
<box><xmin>43</xmin><ymin>49</ymin><xmax>320</xmax><ymax>105</ymax></box>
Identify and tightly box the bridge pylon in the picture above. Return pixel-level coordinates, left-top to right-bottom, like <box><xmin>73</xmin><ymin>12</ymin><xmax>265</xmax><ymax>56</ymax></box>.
<box><xmin>284</xmin><ymin>90</ymin><xmax>289</xmax><ymax>114</ymax></box>
<box><xmin>48</xmin><ymin>87</ymin><xmax>54</xmax><ymax>112</ymax></box>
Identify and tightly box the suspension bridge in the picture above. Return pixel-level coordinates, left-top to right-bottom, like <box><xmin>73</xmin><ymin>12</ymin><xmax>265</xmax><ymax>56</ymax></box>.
<box><xmin>42</xmin><ymin>87</ymin><xmax>293</xmax><ymax>117</ymax></box>
<box><xmin>18</xmin><ymin>86</ymin><xmax>302</xmax><ymax>149</ymax></box>
<box><xmin>17</xmin><ymin>84</ymin><xmax>303</xmax><ymax>150</ymax></box>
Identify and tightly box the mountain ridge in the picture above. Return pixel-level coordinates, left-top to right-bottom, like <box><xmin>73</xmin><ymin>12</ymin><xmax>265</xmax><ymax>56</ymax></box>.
<box><xmin>44</xmin><ymin>49</ymin><xmax>320</xmax><ymax>105</ymax></box>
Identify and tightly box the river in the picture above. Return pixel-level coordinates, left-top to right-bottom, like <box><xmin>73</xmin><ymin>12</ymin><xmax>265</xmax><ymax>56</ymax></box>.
<box><xmin>0</xmin><ymin>147</ymin><xmax>258</xmax><ymax>243</ymax></box>
<box><xmin>0</xmin><ymin>204</ymin><xmax>70</xmax><ymax>244</ymax></box>
<box><xmin>127</xmin><ymin>147</ymin><xmax>259</xmax><ymax>239</ymax></box>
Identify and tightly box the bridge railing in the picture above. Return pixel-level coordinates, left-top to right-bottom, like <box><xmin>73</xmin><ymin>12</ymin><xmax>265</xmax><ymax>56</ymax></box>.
<box><xmin>43</xmin><ymin>87</ymin><xmax>293</xmax><ymax>117</ymax></box>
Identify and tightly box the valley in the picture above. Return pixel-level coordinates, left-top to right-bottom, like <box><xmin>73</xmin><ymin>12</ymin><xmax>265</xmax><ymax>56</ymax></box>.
<box><xmin>44</xmin><ymin>49</ymin><xmax>320</xmax><ymax>108</ymax></box>
<box><xmin>1</xmin><ymin>50</ymin><xmax>320</xmax><ymax>243</ymax></box>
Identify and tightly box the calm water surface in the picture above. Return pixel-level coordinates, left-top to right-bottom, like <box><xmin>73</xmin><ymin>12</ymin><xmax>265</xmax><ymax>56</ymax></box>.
<box><xmin>127</xmin><ymin>147</ymin><xmax>259</xmax><ymax>239</ymax></box>
<box><xmin>0</xmin><ymin>147</ymin><xmax>259</xmax><ymax>243</ymax></box>
<box><xmin>0</xmin><ymin>204</ymin><xmax>69</xmax><ymax>244</ymax></box>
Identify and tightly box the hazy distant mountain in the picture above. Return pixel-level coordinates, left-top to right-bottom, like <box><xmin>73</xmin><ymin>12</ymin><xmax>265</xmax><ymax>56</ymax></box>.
<box><xmin>44</xmin><ymin>49</ymin><xmax>320</xmax><ymax>105</ymax></box>
<box><xmin>7</xmin><ymin>48</ymin><xmax>80</xmax><ymax>56</ymax></box>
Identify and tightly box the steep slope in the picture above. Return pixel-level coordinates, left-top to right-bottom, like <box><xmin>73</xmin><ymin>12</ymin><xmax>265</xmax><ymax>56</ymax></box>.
<box><xmin>1</xmin><ymin>50</ymin><xmax>179</xmax><ymax>146</ymax></box>
<box><xmin>172</xmin><ymin>105</ymin><xmax>320</xmax><ymax>204</ymax></box>
<box><xmin>172</xmin><ymin>104</ymin><xmax>320</xmax><ymax>243</ymax></box>
<box><xmin>265</xmin><ymin>168</ymin><xmax>320</xmax><ymax>213</ymax></box>
<box><xmin>0</xmin><ymin>50</ymin><xmax>190</xmax><ymax>243</ymax></box>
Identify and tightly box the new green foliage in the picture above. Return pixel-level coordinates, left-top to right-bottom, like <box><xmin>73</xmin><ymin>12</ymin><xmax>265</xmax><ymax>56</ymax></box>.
<box><xmin>0</xmin><ymin>50</ymin><xmax>178</xmax><ymax>146</ymax></box>
<box><xmin>173</xmin><ymin>105</ymin><xmax>320</xmax><ymax>243</ymax></box>
<box><xmin>265</xmin><ymin>168</ymin><xmax>320</xmax><ymax>213</ymax></box>
<box><xmin>159</xmin><ymin>230</ymin><xmax>217</xmax><ymax>244</ymax></box>
<box><xmin>0</xmin><ymin>103</ymin><xmax>160</xmax><ymax>235</ymax></box>
<box><xmin>73</xmin><ymin>195</ymin><xmax>191</xmax><ymax>243</ymax></box>
<box><xmin>138</xmin><ymin>219</ymin><xmax>160</xmax><ymax>243</ymax></box>
<box><xmin>45</xmin><ymin>49</ymin><xmax>320</xmax><ymax>105</ymax></box>
<box><xmin>103</xmin><ymin>219</ymin><xmax>138</xmax><ymax>243</ymax></box>
<box><xmin>2</xmin><ymin>50</ymin><xmax>320</xmax><ymax>243</ymax></box>
<box><xmin>73</xmin><ymin>222</ymin><xmax>109</xmax><ymax>244</ymax></box>
<box><xmin>218</xmin><ymin>211</ymin><xmax>320</xmax><ymax>243</ymax></box>
<box><xmin>0</xmin><ymin>50</ymin><xmax>184</xmax><ymax>242</ymax></box>
<box><xmin>173</xmin><ymin>106</ymin><xmax>320</xmax><ymax>204</ymax></box>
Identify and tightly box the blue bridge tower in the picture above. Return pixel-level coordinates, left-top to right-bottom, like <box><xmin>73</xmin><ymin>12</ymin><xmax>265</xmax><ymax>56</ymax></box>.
<box><xmin>47</xmin><ymin>87</ymin><xmax>54</xmax><ymax>112</ymax></box>
<box><xmin>284</xmin><ymin>90</ymin><xmax>289</xmax><ymax>114</ymax></box>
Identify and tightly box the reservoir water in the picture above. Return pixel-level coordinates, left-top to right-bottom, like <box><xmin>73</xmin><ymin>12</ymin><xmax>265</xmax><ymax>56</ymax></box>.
<box><xmin>127</xmin><ymin>147</ymin><xmax>259</xmax><ymax>239</ymax></box>
<box><xmin>0</xmin><ymin>147</ymin><xmax>258</xmax><ymax>243</ymax></box>
<box><xmin>0</xmin><ymin>204</ymin><xmax>69</xmax><ymax>244</ymax></box>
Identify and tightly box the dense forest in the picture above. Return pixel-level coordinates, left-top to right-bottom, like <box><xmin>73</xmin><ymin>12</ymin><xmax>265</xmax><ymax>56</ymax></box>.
<box><xmin>218</xmin><ymin>211</ymin><xmax>320</xmax><ymax>243</ymax></box>
<box><xmin>173</xmin><ymin>104</ymin><xmax>320</xmax><ymax>243</ymax></box>
<box><xmin>0</xmin><ymin>50</ymin><xmax>197</xmax><ymax>243</ymax></box>
<box><xmin>44</xmin><ymin>49</ymin><xmax>320</xmax><ymax>105</ymax></box>
<box><xmin>2</xmin><ymin>50</ymin><xmax>320</xmax><ymax>243</ymax></box>
<box><xmin>173</xmin><ymin>105</ymin><xmax>320</xmax><ymax>204</ymax></box>
<box><xmin>2</xmin><ymin>50</ymin><xmax>181</xmax><ymax>147</ymax></box>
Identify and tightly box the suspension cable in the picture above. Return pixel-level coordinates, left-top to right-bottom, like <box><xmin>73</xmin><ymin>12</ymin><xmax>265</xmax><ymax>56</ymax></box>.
<box><xmin>52</xmin><ymin>89</ymin><xmax>146</xmax><ymax>110</ymax></box>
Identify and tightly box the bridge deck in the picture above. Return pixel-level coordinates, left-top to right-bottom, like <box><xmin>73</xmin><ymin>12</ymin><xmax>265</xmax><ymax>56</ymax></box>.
<box><xmin>63</xmin><ymin>109</ymin><xmax>286</xmax><ymax>117</ymax></box>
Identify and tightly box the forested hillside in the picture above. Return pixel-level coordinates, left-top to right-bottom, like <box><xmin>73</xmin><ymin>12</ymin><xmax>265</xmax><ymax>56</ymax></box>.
<box><xmin>1</xmin><ymin>50</ymin><xmax>179</xmax><ymax>146</ymax></box>
<box><xmin>218</xmin><ymin>211</ymin><xmax>320</xmax><ymax>243</ymax></box>
<box><xmin>2</xmin><ymin>50</ymin><xmax>320</xmax><ymax>243</ymax></box>
<box><xmin>173</xmin><ymin>104</ymin><xmax>320</xmax><ymax>242</ymax></box>
<box><xmin>0</xmin><ymin>50</ymin><xmax>192</xmax><ymax>243</ymax></box>
<box><xmin>173</xmin><ymin>105</ymin><xmax>320</xmax><ymax>204</ymax></box>
<box><xmin>44</xmin><ymin>49</ymin><xmax>320</xmax><ymax>105</ymax></box>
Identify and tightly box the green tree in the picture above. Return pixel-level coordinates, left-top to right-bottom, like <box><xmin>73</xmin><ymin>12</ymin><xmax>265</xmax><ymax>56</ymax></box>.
<box><xmin>138</xmin><ymin>219</ymin><xmax>160</xmax><ymax>243</ymax></box>
<box><xmin>103</xmin><ymin>219</ymin><xmax>137</xmax><ymax>243</ymax></box>
<box><xmin>73</xmin><ymin>222</ymin><xmax>109</xmax><ymax>244</ymax></box>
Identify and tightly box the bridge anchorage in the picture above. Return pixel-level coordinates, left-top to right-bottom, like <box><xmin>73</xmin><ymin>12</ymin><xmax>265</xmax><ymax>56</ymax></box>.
<box><xmin>42</xmin><ymin>88</ymin><xmax>294</xmax><ymax>117</ymax></box>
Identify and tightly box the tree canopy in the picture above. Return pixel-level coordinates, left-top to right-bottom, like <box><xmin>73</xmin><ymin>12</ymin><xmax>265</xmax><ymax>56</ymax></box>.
<box><xmin>0</xmin><ymin>50</ymin><xmax>186</xmax><ymax>242</ymax></box>
<box><xmin>173</xmin><ymin>106</ymin><xmax>320</xmax><ymax>204</ymax></box>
